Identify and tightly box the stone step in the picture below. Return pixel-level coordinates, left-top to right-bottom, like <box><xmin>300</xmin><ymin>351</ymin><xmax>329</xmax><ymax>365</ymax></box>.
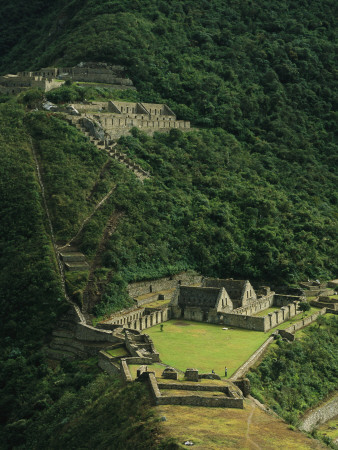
<box><xmin>60</xmin><ymin>252</ymin><xmax>86</xmax><ymax>262</ymax></box>
<box><xmin>58</xmin><ymin>245</ymin><xmax>78</xmax><ymax>253</ymax></box>
<box><xmin>65</xmin><ymin>261</ymin><xmax>90</xmax><ymax>271</ymax></box>
<box><xmin>51</xmin><ymin>337</ymin><xmax>85</xmax><ymax>351</ymax></box>
<box><xmin>52</xmin><ymin>329</ymin><xmax>75</xmax><ymax>338</ymax></box>
<box><xmin>49</xmin><ymin>342</ymin><xmax>88</xmax><ymax>358</ymax></box>
<box><xmin>46</xmin><ymin>348</ymin><xmax>77</xmax><ymax>361</ymax></box>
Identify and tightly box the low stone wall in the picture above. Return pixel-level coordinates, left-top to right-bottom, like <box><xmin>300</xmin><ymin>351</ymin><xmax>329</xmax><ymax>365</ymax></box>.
<box><xmin>233</xmin><ymin>293</ymin><xmax>274</xmax><ymax>316</ymax></box>
<box><xmin>311</xmin><ymin>300</ymin><xmax>338</xmax><ymax>310</ymax></box>
<box><xmin>264</xmin><ymin>302</ymin><xmax>299</xmax><ymax>330</ymax></box>
<box><xmin>279</xmin><ymin>308</ymin><xmax>326</xmax><ymax>334</ymax></box>
<box><xmin>124</xmin><ymin>356</ymin><xmax>153</xmax><ymax>365</ymax></box>
<box><xmin>127</xmin><ymin>272</ymin><xmax>202</xmax><ymax>298</ymax></box>
<box><xmin>148</xmin><ymin>372</ymin><xmax>162</xmax><ymax>401</ymax></box>
<box><xmin>148</xmin><ymin>374</ymin><xmax>243</xmax><ymax>408</ymax></box>
<box><xmin>120</xmin><ymin>359</ymin><xmax>133</xmax><ymax>382</ymax></box>
<box><xmin>96</xmin><ymin>323</ymin><xmax>123</xmax><ymax>331</ymax></box>
<box><xmin>98</xmin><ymin>351</ymin><xmax>121</xmax><ymax>376</ymax></box>
<box><xmin>136</xmin><ymin>293</ymin><xmax>166</xmax><ymax>306</ymax></box>
<box><xmin>230</xmin><ymin>336</ymin><xmax>275</xmax><ymax>381</ymax></box>
<box><xmin>107</xmin><ymin>307</ymin><xmax>171</xmax><ymax>332</ymax></box>
<box><xmin>299</xmin><ymin>394</ymin><xmax>338</xmax><ymax>432</ymax></box>
<box><xmin>157</xmin><ymin>395</ymin><xmax>243</xmax><ymax>408</ymax></box>
<box><xmin>75</xmin><ymin>323</ymin><xmax>119</xmax><ymax>343</ymax></box>
<box><xmin>222</xmin><ymin>313</ymin><xmax>266</xmax><ymax>331</ymax></box>
<box><xmin>274</xmin><ymin>294</ymin><xmax>303</xmax><ymax>306</ymax></box>
<box><xmin>278</xmin><ymin>329</ymin><xmax>295</xmax><ymax>341</ymax></box>
<box><xmin>157</xmin><ymin>383</ymin><xmax>231</xmax><ymax>394</ymax></box>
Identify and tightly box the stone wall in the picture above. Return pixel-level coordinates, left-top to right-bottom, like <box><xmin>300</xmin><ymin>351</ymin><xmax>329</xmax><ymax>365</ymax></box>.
<box><xmin>299</xmin><ymin>394</ymin><xmax>338</xmax><ymax>432</ymax></box>
<box><xmin>107</xmin><ymin>307</ymin><xmax>171</xmax><ymax>331</ymax></box>
<box><xmin>223</xmin><ymin>301</ymin><xmax>299</xmax><ymax>332</ymax></box>
<box><xmin>156</xmin><ymin>394</ymin><xmax>243</xmax><ymax>408</ymax></box>
<box><xmin>147</xmin><ymin>373</ymin><xmax>243</xmax><ymax>408</ymax></box>
<box><xmin>75</xmin><ymin>323</ymin><xmax>119</xmax><ymax>342</ymax></box>
<box><xmin>120</xmin><ymin>358</ymin><xmax>133</xmax><ymax>382</ymax></box>
<box><xmin>232</xmin><ymin>293</ymin><xmax>274</xmax><ymax>316</ymax></box>
<box><xmin>222</xmin><ymin>313</ymin><xmax>267</xmax><ymax>331</ymax></box>
<box><xmin>98</xmin><ymin>350</ymin><xmax>122</xmax><ymax>376</ymax></box>
<box><xmin>274</xmin><ymin>294</ymin><xmax>303</xmax><ymax>306</ymax></box>
<box><xmin>264</xmin><ymin>302</ymin><xmax>299</xmax><ymax>330</ymax></box>
<box><xmin>203</xmin><ymin>278</ymin><xmax>256</xmax><ymax>308</ymax></box>
<box><xmin>127</xmin><ymin>272</ymin><xmax>202</xmax><ymax>298</ymax></box>
<box><xmin>278</xmin><ymin>308</ymin><xmax>326</xmax><ymax>334</ymax></box>
<box><xmin>230</xmin><ymin>336</ymin><xmax>275</xmax><ymax>380</ymax></box>
<box><xmin>179</xmin><ymin>286</ymin><xmax>222</xmax><ymax>308</ymax></box>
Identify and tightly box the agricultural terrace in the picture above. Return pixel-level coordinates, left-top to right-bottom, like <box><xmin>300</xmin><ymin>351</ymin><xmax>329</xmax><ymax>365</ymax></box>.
<box><xmin>144</xmin><ymin>308</ymin><xmax>320</xmax><ymax>378</ymax></box>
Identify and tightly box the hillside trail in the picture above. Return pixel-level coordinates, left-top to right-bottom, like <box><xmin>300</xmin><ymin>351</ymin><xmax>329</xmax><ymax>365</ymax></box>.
<box><xmin>83</xmin><ymin>210</ymin><xmax>124</xmax><ymax>314</ymax></box>
<box><xmin>30</xmin><ymin>138</ymin><xmax>86</xmax><ymax>323</ymax></box>
<box><xmin>58</xmin><ymin>185</ymin><xmax>116</xmax><ymax>251</ymax></box>
<box><xmin>245</xmin><ymin>404</ymin><xmax>262</xmax><ymax>449</ymax></box>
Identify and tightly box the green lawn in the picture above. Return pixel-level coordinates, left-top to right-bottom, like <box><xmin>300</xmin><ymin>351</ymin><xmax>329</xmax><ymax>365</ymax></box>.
<box><xmin>317</xmin><ymin>416</ymin><xmax>338</xmax><ymax>442</ymax></box>
<box><xmin>142</xmin><ymin>308</ymin><xmax>325</xmax><ymax>378</ymax></box>
<box><xmin>254</xmin><ymin>307</ymin><xmax>278</xmax><ymax>317</ymax></box>
<box><xmin>106</xmin><ymin>346</ymin><xmax>128</xmax><ymax>358</ymax></box>
<box><xmin>143</xmin><ymin>320</ymin><xmax>269</xmax><ymax>378</ymax></box>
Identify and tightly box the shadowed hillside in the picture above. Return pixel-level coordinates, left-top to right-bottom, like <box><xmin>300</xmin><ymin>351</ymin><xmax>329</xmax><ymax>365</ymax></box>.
<box><xmin>0</xmin><ymin>0</ymin><xmax>337</xmax><ymax>447</ymax></box>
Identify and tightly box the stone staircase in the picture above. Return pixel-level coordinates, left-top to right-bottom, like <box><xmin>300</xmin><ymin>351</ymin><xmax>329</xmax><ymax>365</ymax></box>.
<box><xmin>58</xmin><ymin>245</ymin><xmax>89</xmax><ymax>272</ymax></box>
<box><xmin>67</xmin><ymin>116</ymin><xmax>150</xmax><ymax>181</ymax></box>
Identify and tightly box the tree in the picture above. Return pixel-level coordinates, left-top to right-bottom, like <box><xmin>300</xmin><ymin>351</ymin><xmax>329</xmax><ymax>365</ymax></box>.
<box><xmin>298</xmin><ymin>301</ymin><xmax>310</xmax><ymax>317</ymax></box>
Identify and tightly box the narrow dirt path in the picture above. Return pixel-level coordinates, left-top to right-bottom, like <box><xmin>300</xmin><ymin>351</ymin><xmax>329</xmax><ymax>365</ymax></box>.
<box><xmin>59</xmin><ymin>186</ymin><xmax>116</xmax><ymax>250</ymax></box>
<box><xmin>245</xmin><ymin>404</ymin><xmax>262</xmax><ymax>449</ymax></box>
<box><xmin>30</xmin><ymin>138</ymin><xmax>86</xmax><ymax>324</ymax></box>
<box><xmin>83</xmin><ymin>211</ymin><xmax>124</xmax><ymax>313</ymax></box>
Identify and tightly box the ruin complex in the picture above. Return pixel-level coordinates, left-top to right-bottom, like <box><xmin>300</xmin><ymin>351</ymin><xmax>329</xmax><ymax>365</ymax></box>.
<box><xmin>0</xmin><ymin>62</ymin><xmax>134</xmax><ymax>95</ymax></box>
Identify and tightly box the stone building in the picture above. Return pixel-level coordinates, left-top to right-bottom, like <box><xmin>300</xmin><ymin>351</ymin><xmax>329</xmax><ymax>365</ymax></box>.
<box><xmin>0</xmin><ymin>70</ymin><xmax>63</xmax><ymax>95</ymax></box>
<box><xmin>171</xmin><ymin>286</ymin><xmax>233</xmax><ymax>322</ymax></box>
<box><xmin>59</xmin><ymin>62</ymin><xmax>134</xmax><ymax>87</ymax></box>
<box><xmin>0</xmin><ymin>62</ymin><xmax>134</xmax><ymax>95</ymax></box>
<box><xmin>76</xmin><ymin>100</ymin><xmax>191</xmax><ymax>139</ymax></box>
<box><xmin>203</xmin><ymin>278</ymin><xmax>257</xmax><ymax>309</ymax></box>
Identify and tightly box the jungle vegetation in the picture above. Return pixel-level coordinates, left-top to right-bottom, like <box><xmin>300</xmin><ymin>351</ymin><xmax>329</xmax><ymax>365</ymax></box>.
<box><xmin>0</xmin><ymin>0</ymin><xmax>337</xmax><ymax>447</ymax></box>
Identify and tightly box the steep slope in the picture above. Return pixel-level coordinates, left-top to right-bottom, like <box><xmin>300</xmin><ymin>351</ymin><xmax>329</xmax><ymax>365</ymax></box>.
<box><xmin>0</xmin><ymin>0</ymin><xmax>337</xmax><ymax>447</ymax></box>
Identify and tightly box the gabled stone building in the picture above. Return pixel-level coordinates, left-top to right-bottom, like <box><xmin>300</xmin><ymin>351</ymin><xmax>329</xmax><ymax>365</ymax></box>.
<box><xmin>203</xmin><ymin>278</ymin><xmax>257</xmax><ymax>309</ymax></box>
<box><xmin>171</xmin><ymin>286</ymin><xmax>233</xmax><ymax>322</ymax></box>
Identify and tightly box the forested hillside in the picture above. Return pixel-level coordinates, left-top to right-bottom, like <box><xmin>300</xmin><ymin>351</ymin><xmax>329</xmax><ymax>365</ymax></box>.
<box><xmin>0</xmin><ymin>0</ymin><xmax>337</xmax><ymax>447</ymax></box>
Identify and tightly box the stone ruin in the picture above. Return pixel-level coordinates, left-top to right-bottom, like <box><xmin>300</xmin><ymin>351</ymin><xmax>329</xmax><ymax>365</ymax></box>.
<box><xmin>162</xmin><ymin>367</ymin><xmax>179</xmax><ymax>380</ymax></box>
<box><xmin>69</xmin><ymin>100</ymin><xmax>191</xmax><ymax>140</ymax></box>
<box><xmin>0</xmin><ymin>62</ymin><xmax>134</xmax><ymax>95</ymax></box>
<box><xmin>170</xmin><ymin>278</ymin><xmax>304</xmax><ymax>332</ymax></box>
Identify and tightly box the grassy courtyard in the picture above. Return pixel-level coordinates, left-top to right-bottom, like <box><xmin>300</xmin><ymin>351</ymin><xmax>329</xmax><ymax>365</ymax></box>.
<box><xmin>143</xmin><ymin>307</ymin><xmax>322</xmax><ymax>378</ymax></box>
<box><xmin>144</xmin><ymin>320</ymin><xmax>268</xmax><ymax>378</ymax></box>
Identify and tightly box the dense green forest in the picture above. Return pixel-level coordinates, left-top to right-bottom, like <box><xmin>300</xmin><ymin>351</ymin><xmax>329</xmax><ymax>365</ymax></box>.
<box><xmin>0</xmin><ymin>0</ymin><xmax>337</xmax><ymax>447</ymax></box>
<box><xmin>248</xmin><ymin>315</ymin><xmax>338</xmax><ymax>426</ymax></box>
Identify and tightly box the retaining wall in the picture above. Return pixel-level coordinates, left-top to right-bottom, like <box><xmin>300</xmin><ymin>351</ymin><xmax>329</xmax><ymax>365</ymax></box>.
<box><xmin>299</xmin><ymin>395</ymin><xmax>338</xmax><ymax>432</ymax></box>
<box><xmin>127</xmin><ymin>272</ymin><xmax>202</xmax><ymax>298</ymax></box>
<box><xmin>230</xmin><ymin>336</ymin><xmax>275</xmax><ymax>381</ymax></box>
<box><xmin>157</xmin><ymin>383</ymin><xmax>231</xmax><ymax>394</ymax></box>
<box><xmin>75</xmin><ymin>323</ymin><xmax>119</xmax><ymax>342</ymax></box>
<box><xmin>98</xmin><ymin>351</ymin><xmax>121</xmax><ymax>376</ymax></box>
<box><xmin>279</xmin><ymin>308</ymin><xmax>326</xmax><ymax>334</ymax></box>
<box><xmin>120</xmin><ymin>359</ymin><xmax>133</xmax><ymax>382</ymax></box>
<box><xmin>156</xmin><ymin>395</ymin><xmax>243</xmax><ymax>408</ymax></box>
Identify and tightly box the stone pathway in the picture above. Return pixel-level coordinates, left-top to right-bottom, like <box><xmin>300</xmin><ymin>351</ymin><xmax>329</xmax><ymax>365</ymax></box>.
<box><xmin>67</xmin><ymin>115</ymin><xmax>150</xmax><ymax>181</ymax></box>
